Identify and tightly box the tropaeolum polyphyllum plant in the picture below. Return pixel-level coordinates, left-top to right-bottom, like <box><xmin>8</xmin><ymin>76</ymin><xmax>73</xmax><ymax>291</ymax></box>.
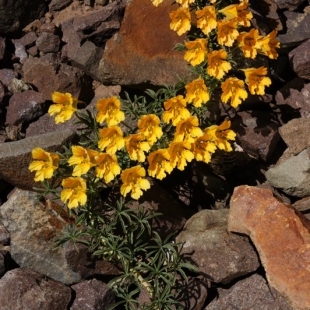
<box><xmin>29</xmin><ymin>0</ymin><xmax>279</xmax><ymax>308</ymax></box>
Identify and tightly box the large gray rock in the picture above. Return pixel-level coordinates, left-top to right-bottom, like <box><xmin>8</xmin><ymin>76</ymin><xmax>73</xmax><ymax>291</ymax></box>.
<box><xmin>0</xmin><ymin>189</ymin><xmax>81</xmax><ymax>285</ymax></box>
<box><xmin>205</xmin><ymin>274</ymin><xmax>293</xmax><ymax>310</ymax></box>
<box><xmin>265</xmin><ymin>148</ymin><xmax>310</xmax><ymax>197</ymax></box>
<box><xmin>176</xmin><ymin>209</ymin><xmax>260</xmax><ymax>284</ymax></box>
<box><xmin>0</xmin><ymin>268</ymin><xmax>71</xmax><ymax>310</ymax></box>
<box><xmin>0</xmin><ymin>129</ymin><xmax>76</xmax><ymax>191</ymax></box>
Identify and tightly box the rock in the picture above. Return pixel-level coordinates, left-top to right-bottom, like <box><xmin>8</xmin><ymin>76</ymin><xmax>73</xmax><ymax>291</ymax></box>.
<box><xmin>69</xmin><ymin>41</ymin><xmax>104</xmax><ymax>81</ymax></box>
<box><xmin>274</xmin><ymin>0</ymin><xmax>306</xmax><ymax>10</ymax></box>
<box><xmin>0</xmin><ymin>69</ymin><xmax>16</xmax><ymax>87</ymax></box>
<box><xmin>293</xmin><ymin>196</ymin><xmax>310</xmax><ymax>212</ymax></box>
<box><xmin>277</xmin><ymin>11</ymin><xmax>310</xmax><ymax>47</ymax></box>
<box><xmin>231</xmin><ymin>111</ymin><xmax>281</xmax><ymax>161</ymax></box>
<box><xmin>99</xmin><ymin>0</ymin><xmax>190</xmax><ymax>86</ymax></box>
<box><xmin>289</xmin><ymin>39</ymin><xmax>310</xmax><ymax>80</ymax></box>
<box><xmin>0</xmin><ymin>0</ymin><xmax>47</xmax><ymax>36</ymax></box>
<box><xmin>279</xmin><ymin>118</ymin><xmax>310</xmax><ymax>155</ymax></box>
<box><xmin>23</xmin><ymin>58</ymin><xmax>93</xmax><ymax>102</ymax></box>
<box><xmin>205</xmin><ymin>274</ymin><xmax>293</xmax><ymax>310</ymax></box>
<box><xmin>12</xmin><ymin>32</ymin><xmax>38</xmax><ymax>48</ymax></box>
<box><xmin>6</xmin><ymin>90</ymin><xmax>46</xmax><ymax>126</ymax></box>
<box><xmin>7</xmin><ymin>78</ymin><xmax>30</xmax><ymax>94</ymax></box>
<box><xmin>176</xmin><ymin>209</ymin><xmax>260</xmax><ymax>284</ymax></box>
<box><xmin>228</xmin><ymin>185</ymin><xmax>310</xmax><ymax>310</ymax></box>
<box><xmin>265</xmin><ymin>148</ymin><xmax>310</xmax><ymax>197</ymax></box>
<box><xmin>13</xmin><ymin>42</ymin><xmax>28</xmax><ymax>64</ymax></box>
<box><xmin>0</xmin><ymin>225</ymin><xmax>10</xmax><ymax>246</ymax></box>
<box><xmin>71</xmin><ymin>279</ymin><xmax>115</xmax><ymax>310</ymax></box>
<box><xmin>0</xmin><ymin>129</ymin><xmax>76</xmax><ymax>190</ymax></box>
<box><xmin>0</xmin><ymin>189</ymin><xmax>81</xmax><ymax>285</ymax></box>
<box><xmin>0</xmin><ymin>268</ymin><xmax>72</xmax><ymax>310</ymax></box>
<box><xmin>49</xmin><ymin>0</ymin><xmax>73</xmax><ymax>12</ymax></box>
<box><xmin>36</xmin><ymin>32</ymin><xmax>61</xmax><ymax>54</ymax></box>
<box><xmin>275</xmin><ymin>80</ymin><xmax>310</xmax><ymax>120</ymax></box>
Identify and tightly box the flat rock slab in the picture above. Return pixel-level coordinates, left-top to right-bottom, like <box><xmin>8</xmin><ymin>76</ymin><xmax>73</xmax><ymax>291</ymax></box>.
<box><xmin>228</xmin><ymin>185</ymin><xmax>310</xmax><ymax>310</ymax></box>
<box><xmin>99</xmin><ymin>0</ymin><xmax>190</xmax><ymax>86</ymax></box>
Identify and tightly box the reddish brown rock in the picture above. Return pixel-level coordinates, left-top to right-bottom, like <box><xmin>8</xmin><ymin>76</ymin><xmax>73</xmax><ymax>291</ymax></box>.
<box><xmin>99</xmin><ymin>0</ymin><xmax>190</xmax><ymax>86</ymax></box>
<box><xmin>289</xmin><ymin>39</ymin><xmax>310</xmax><ymax>80</ymax></box>
<box><xmin>0</xmin><ymin>268</ymin><xmax>71</xmax><ymax>310</ymax></box>
<box><xmin>279</xmin><ymin>118</ymin><xmax>310</xmax><ymax>155</ymax></box>
<box><xmin>36</xmin><ymin>32</ymin><xmax>61</xmax><ymax>54</ymax></box>
<box><xmin>228</xmin><ymin>185</ymin><xmax>310</xmax><ymax>310</ymax></box>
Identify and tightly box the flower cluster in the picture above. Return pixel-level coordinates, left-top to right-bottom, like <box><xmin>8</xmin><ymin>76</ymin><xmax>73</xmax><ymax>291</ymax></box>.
<box><xmin>166</xmin><ymin>0</ymin><xmax>279</xmax><ymax>109</ymax></box>
<box><xmin>29</xmin><ymin>0</ymin><xmax>279</xmax><ymax>209</ymax></box>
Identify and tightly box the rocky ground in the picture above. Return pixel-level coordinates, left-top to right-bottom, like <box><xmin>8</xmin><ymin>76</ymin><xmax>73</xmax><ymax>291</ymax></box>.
<box><xmin>0</xmin><ymin>0</ymin><xmax>310</xmax><ymax>309</ymax></box>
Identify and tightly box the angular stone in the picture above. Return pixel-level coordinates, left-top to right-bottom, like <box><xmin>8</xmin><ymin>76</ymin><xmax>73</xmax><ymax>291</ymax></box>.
<box><xmin>7</xmin><ymin>78</ymin><xmax>30</xmax><ymax>94</ymax></box>
<box><xmin>275</xmin><ymin>0</ymin><xmax>305</xmax><ymax>10</ymax></box>
<box><xmin>231</xmin><ymin>111</ymin><xmax>281</xmax><ymax>161</ymax></box>
<box><xmin>293</xmin><ymin>196</ymin><xmax>310</xmax><ymax>212</ymax></box>
<box><xmin>12</xmin><ymin>32</ymin><xmax>37</xmax><ymax>48</ymax></box>
<box><xmin>49</xmin><ymin>0</ymin><xmax>73</xmax><ymax>11</ymax></box>
<box><xmin>69</xmin><ymin>41</ymin><xmax>104</xmax><ymax>81</ymax></box>
<box><xmin>36</xmin><ymin>32</ymin><xmax>61</xmax><ymax>54</ymax></box>
<box><xmin>275</xmin><ymin>80</ymin><xmax>310</xmax><ymax>120</ymax></box>
<box><xmin>6</xmin><ymin>90</ymin><xmax>45</xmax><ymax>126</ymax></box>
<box><xmin>13</xmin><ymin>42</ymin><xmax>28</xmax><ymax>64</ymax></box>
<box><xmin>278</xmin><ymin>11</ymin><xmax>310</xmax><ymax>47</ymax></box>
<box><xmin>205</xmin><ymin>274</ymin><xmax>293</xmax><ymax>310</ymax></box>
<box><xmin>23</xmin><ymin>58</ymin><xmax>92</xmax><ymax>101</ymax></box>
<box><xmin>99</xmin><ymin>0</ymin><xmax>190</xmax><ymax>86</ymax></box>
<box><xmin>0</xmin><ymin>69</ymin><xmax>16</xmax><ymax>87</ymax></box>
<box><xmin>279</xmin><ymin>118</ymin><xmax>310</xmax><ymax>155</ymax></box>
<box><xmin>71</xmin><ymin>279</ymin><xmax>115</xmax><ymax>310</ymax></box>
<box><xmin>228</xmin><ymin>185</ymin><xmax>310</xmax><ymax>310</ymax></box>
<box><xmin>0</xmin><ymin>130</ymin><xmax>76</xmax><ymax>190</ymax></box>
<box><xmin>0</xmin><ymin>268</ymin><xmax>71</xmax><ymax>310</ymax></box>
<box><xmin>176</xmin><ymin>209</ymin><xmax>260</xmax><ymax>284</ymax></box>
<box><xmin>0</xmin><ymin>189</ymin><xmax>81</xmax><ymax>284</ymax></box>
<box><xmin>265</xmin><ymin>148</ymin><xmax>310</xmax><ymax>197</ymax></box>
<box><xmin>289</xmin><ymin>39</ymin><xmax>310</xmax><ymax>80</ymax></box>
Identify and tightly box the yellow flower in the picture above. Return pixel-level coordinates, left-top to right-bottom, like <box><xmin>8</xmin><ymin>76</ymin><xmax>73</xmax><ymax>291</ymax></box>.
<box><xmin>196</xmin><ymin>6</ymin><xmax>217</xmax><ymax>35</ymax></box>
<box><xmin>205</xmin><ymin>120</ymin><xmax>236</xmax><ymax>151</ymax></box>
<box><xmin>162</xmin><ymin>95</ymin><xmax>190</xmax><ymax>126</ymax></box>
<box><xmin>48</xmin><ymin>92</ymin><xmax>78</xmax><ymax>124</ymax></box>
<box><xmin>217</xmin><ymin>19</ymin><xmax>239</xmax><ymax>47</ymax></box>
<box><xmin>235</xmin><ymin>0</ymin><xmax>253</xmax><ymax>27</ymax></box>
<box><xmin>174</xmin><ymin>116</ymin><xmax>203</xmax><ymax>143</ymax></box>
<box><xmin>221</xmin><ymin>77</ymin><xmax>248</xmax><ymax>108</ymax></box>
<box><xmin>237</xmin><ymin>28</ymin><xmax>261</xmax><ymax>59</ymax></box>
<box><xmin>168</xmin><ymin>141</ymin><xmax>194</xmax><ymax>170</ymax></box>
<box><xmin>124</xmin><ymin>133</ymin><xmax>151</xmax><ymax>162</ymax></box>
<box><xmin>218</xmin><ymin>4</ymin><xmax>238</xmax><ymax>20</ymax></box>
<box><xmin>147</xmin><ymin>149</ymin><xmax>173</xmax><ymax>180</ymax></box>
<box><xmin>185</xmin><ymin>78</ymin><xmax>210</xmax><ymax>107</ymax></box>
<box><xmin>151</xmin><ymin>0</ymin><xmax>163</xmax><ymax>6</ymax></box>
<box><xmin>207</xmin><ymin>49</ymin><xmax>232</xmax><ymax>79</ymax></box>
<box><xmin>258</xmin><ymin>30</ymin><xmax>280</xmax><ymax>59</ymax></box>
<box><xmin>68</xmin><ymin>146</ymin><xmax>98</xmax><ymax>176</ymax></box>
<box><xmin>96</xmin><ymin>97</ymin><xmax>125</xmax><ymax>126</ymax></box>
<box><xmin>29</xmin><ymin>147</ymin><xmax>59</xmax><ymax>182</ymax></box>
<box><xmin>242</xmin><ymin>67</ymin><xmax>272</xmax><ymax>95</ymax></box>
<box><xmin>120</xmin><ymin>166</ymin><xmax>151</xmax><ymax>200</ymax></box>
<box><xmin>98</xmin><ymin>126</ymin><xmax>124</xmax><ymax>154</ymax></box>
<box><xmin>192</xmin><ymin>133</ymin><xmax>217</xmax><ymax>163</ymax></box>
<box><xmin>93</xmin><ymin>153</ymin><xmax>121</xmax><ymax>183</ymax></box>
<box><xmin>138</xmin><ymin>114</ymin><xmax>163</xmax><ymax>145</ymax></box>
<box><xmin>60</xmin><ymin>177</ymin><xmax>87</xmax><ymax>209</ymax></box>
<box><xmin>176</xmin><ymin>0</ymin><xmax>195</xmax><ymax>8</ymax></box>
<box><xmin>170</xmin><ymin>7</ymin><xmax>191</xmax><ymax>36</ymax></box>
<box><xmin>184</xmin><ymin>38</ymin><xmax>208</xmax><ymax>66</ymax></box>
<box><xmin>218</xmin><ymin>1</ymin><xmax>253</xmax><ymax>27</ymax></box>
